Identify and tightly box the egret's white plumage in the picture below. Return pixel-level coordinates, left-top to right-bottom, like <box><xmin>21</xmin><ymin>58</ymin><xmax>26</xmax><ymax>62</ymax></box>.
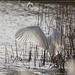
<box><xmin>15</xmin><ymin>26</ymin><xmax>64</xmax><ymax>56</ymax></box>
<box><xmin>47</xmin><ymin>28</ymin><xmax>64</xmax><ymax>56</ymax></box>
<box><xmin>15</xmin><ymin>26</ymin><xmax>48</xmax><ymax>50</ymax></box>
<box><xmin>51</xmin><ymin>28</ymin><xmax>64</xmax><ymax>46</ymax></box>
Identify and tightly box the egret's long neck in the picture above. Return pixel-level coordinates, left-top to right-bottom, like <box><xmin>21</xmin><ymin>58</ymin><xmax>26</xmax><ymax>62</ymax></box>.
<box><xmin>38</xmin><ymin>12</ymin><xmax>43</xmax><ymax>26</ymax></box>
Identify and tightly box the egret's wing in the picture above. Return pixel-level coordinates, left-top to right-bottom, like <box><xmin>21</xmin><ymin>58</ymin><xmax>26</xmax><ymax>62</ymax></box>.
<box><xmin>15</xmin><ymin>26</ymin><xmax>48</xmax><ymax>49</ymax></box>
<box><xmin>51</xmin><ymin>28</ymin><xmax>64</xmax><ymax>46</ymax></box>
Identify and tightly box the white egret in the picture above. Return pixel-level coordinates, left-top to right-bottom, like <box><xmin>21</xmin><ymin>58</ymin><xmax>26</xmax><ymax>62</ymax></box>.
<box><xmin>15</xmin><ymin>6</ymin><xmax>64</xmax><ymax>56</ymax></box>
<box><xmin>15</xmin><ymin>25</ymin><xmax>64</xmax><ymax>56</ymax></box>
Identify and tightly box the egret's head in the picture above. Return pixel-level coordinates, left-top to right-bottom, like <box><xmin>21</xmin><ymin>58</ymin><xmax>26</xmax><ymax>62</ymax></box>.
<box><xmin>27</xmin><ymin>2</ymin><xmax>33</xmax><ymax>9</ymax></box>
